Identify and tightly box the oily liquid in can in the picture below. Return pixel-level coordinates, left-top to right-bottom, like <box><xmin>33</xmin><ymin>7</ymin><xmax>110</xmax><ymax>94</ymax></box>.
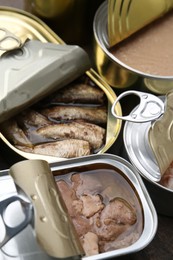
<box><xmin>54</xmin><ymin>162</ymin><xmax>144</xmax><ymax>256</ymax></box>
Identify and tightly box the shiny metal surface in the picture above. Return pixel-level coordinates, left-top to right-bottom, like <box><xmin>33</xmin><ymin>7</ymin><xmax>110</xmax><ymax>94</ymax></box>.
<box><xmin>108</xmin><ymin>0</ymin><xmax>173</xmax><ymax>47</ymax></box>
<box><xmin>112</xmin><ymin>91</ymin><xmax>165</xmax><ymax>123</ymax></box>
<box><xmin>50</xmin><ymin>153</ymin><xmax>158</xmax><ymax>260</ymax></box>
<box><xmin>123</xmin><ymin>120</ymin><xmax>161</xmax><ymax>182</ymax></box>
<box><xmin>0</xmin><ymin>154</ymin><xmax>158</xmax><ymax>259</ymax></box>
<box><xmin>93</xmin><ymin>1</ymin><xmax>138</xmax><ymax>89</ymax></box>
<box><xmin>0</xmin><ymin>173</ymin><xmax>54</xmax><ymax>260</ymax></box>
<box><xmin>0</xmin><ymin>195</ymin><xmax>32</xmax><ymax>248</ymax></box>
<box><xmin>123</xmin><ymin>100</ymin><xmax>173</xmax><ymax>216</ymax></box>
<box><xmin>0</xmin><ymin>6</ymin><xmax>122</xmax><ymax>162</ymax></box>
<box><xmin>0</xmin><ymin>28</ymin><xmax>23</xmax><ymax>53</ymax></box>
<box><xmin>93</xmin><ymin>1</ymin><xmax>173</xmax><ymax>93</ymax></box>
<box><xmin>10</xmin><ymin>160</ymin><xmax>84</xmax><ymax>258</ymax></box>
<box><xmin>0</xmin><ymin>40</ymin><xmax>90</xmax><ymax>123</ymax></box>
<box><xmin>148</xmin><ymin>91</ymin><xmax>173</xmax><ymax>176</ymax></box>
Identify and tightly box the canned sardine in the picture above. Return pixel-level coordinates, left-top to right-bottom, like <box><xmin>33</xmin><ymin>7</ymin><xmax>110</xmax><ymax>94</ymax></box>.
<box><xmin>0</xmin><ymin>7</ymin><xmax>122</xmax><ymax>163</ymax></box>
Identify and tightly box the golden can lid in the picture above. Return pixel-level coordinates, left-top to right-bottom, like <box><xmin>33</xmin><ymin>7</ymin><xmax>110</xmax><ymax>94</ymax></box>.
<box><xmin>108</xmin><ymin>0</ymin><xmax>173</xmax><ymax>47</ymax></box>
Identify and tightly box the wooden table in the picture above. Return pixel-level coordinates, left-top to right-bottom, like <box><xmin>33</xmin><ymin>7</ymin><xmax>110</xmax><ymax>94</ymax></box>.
<box><xmin>0</xmin><ymin>1</ymin><xmax>173</xmax><ymax>259</ymax></box>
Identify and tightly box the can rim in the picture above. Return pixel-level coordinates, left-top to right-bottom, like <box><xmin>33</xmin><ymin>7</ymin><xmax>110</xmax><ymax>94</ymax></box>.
<box><xmin>50</xmin><ymin>153</ymin><xmax>158</xmax><ymax>259</ymax></box>
<box><xmin>0</xmin><ymin>6</ymin><xmax>122</xmax><ymax>162</ymax></box>
<box><xmin>123</xmin><ymin>118</ymin><xmax>173</xmax><ymax>193</ymax></box>
<box><xmin>93</xmin><ymin>1</ymin><xmax>173</xmax><ymax>80</ymax></box>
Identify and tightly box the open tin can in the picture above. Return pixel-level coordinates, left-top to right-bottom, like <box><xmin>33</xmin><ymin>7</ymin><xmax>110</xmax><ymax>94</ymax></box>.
<box><xmin>93</xmin><ymin>1</ymin><xmax>173</xmax><ymax>94</ymax></box>
<box><xmin>112</xmin><ymin>90</ymin><xmax>173</xmax><ymax>216</ymax></box>
<box><xmin>0</xmin><ymin>154</ymin><xmax>157</xmax><ymax>259</ymax></box>
<box><xmin>0</xmin><ymin>6</ymin><xmax>122</xmax><ymax>163</ymax></box>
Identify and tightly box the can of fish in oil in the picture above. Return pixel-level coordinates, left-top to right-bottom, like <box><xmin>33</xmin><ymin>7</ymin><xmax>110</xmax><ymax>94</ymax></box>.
<box><xmin>121</xmin><ymin>91</ymin><xmax>173</xmax><ymax>217</ymax></box>
<box><xmin>0</xmin><ymin>6</ymin><xmax>122</xmax><ymax>163</ymax></box>
<box><xmin>0</xmin><ymin>154</ymin><xmax>157</xmax><ymax>259</ymax></box>
<box><xmin>93</xmin><ymin>1</ymin><xmax>173</xmax><ymax>94</ymax></box>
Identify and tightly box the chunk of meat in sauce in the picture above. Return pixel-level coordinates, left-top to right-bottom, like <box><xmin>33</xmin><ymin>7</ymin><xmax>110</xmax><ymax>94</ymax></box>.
<box><xmin>57</xmin><ymin>180</ymin><xmax>77</xmax><ymax>216</ymax></box>
<box><xmin>80</xmin><ymin>194</ymin><xmax>104</xmax><ymax>218</ymax></box>
<box><xmin>100</xmin><ymin>198</ymin><xmax>137</xmax><ymax>225</ymax></box>
<box><xmin>56</xmin><ymin>174</ymin><xmax>139</xmax><ymax>256</ymax></box>
<box><xmin>95</xmin><ymin>198</ymin><xmax>137</xmax><ymax>242</ymax></box>
<box><xmin>82</xmin><ymin>232</ymin><xmax>99</xmax><ymax>256</ymax></box>
<box><xmin>57</xmin><ymin>180</ymin><xmax>91</xmax><ymax>237</ymax></box>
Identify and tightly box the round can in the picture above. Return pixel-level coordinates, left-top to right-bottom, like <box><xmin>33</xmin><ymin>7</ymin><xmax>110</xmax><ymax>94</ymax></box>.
<box><xmin>93</xmin><ymin>1</ymin><xmax>173</xmax><ymax>94</ymax></box>
<box><xmin>0</xmin><ymin>6</ymin><xmax>122</xmax><ymax>163</ymax></box>
<box><xmin>123</xmin><ymin>116</ymin><xmax>173</xmax><ymax>217</ymax></box>
<box><xmin>24</xmin><ymin>0</ymin><xmax>104</xmax><ymax>45</ymax></box>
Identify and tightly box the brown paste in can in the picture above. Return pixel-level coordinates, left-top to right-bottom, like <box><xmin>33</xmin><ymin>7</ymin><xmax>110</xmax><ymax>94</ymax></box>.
<box><xmin>110</xmin><ymin>10</ymin><xmax>173</xmax><ymax>76</ymax></box>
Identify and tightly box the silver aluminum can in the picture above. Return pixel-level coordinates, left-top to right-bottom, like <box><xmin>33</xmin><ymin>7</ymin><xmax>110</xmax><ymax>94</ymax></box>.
<box><xmin>0</xmin><ymin>154</ymin><xmax>157</xmax><ymax>259</ymax></box>
<box><xmin>123</xmin><ymin>118</ymin><xmax>173</xmax><ymax>217</ymax></box>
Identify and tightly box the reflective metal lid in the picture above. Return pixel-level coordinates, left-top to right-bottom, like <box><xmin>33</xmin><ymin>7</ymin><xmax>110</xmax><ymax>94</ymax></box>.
<box><xmin>108</xmin><ymin>0</ymin><xmax>173</xmax><ymax>47</ymax></box>
<box><xmin>0</xmin><ymin>39</ymin><xmax>90</xmax><ymax>123</ymax></box>
<box><xmin>149</xmin><ymin>91</ymin><xmax>173</xmax><ymax>176</ymax></box>
<box><xmin>123</xmin><ymin>119</ymin><xmax>161</xmax><ymax>183</ymax></box>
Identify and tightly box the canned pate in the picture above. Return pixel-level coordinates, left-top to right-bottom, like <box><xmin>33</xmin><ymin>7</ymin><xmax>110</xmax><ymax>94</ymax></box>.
<box><xmin>0</xmin><ymin>154</ymin><xmax>157</xmax><ymax>259</ymax></box>
<box><xmin>93</xmin><ymin>1</ymin><xmax>173</xmax><ymax>94</ymax></box>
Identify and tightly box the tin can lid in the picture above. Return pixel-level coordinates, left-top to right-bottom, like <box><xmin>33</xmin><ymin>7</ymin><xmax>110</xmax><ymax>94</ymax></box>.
<box><xmin>149</xmin><ymin>91</ymin><xmax>173</xmax><ymax>176</ymax></box>
<box><xmin>9</xmin><ymin>159</ymin><xmax>84</xmax><ymax>258</ymax></box>
<box><xmin>108</xmin><ymin>0</ymin><xmax>173</xmax><ymax>47</ymax></box>
<box><xmin>0</xmin><ymin>6</ymin><xmax>91</xmax><ymax>123</ymax></box>
<box><xmin>123</xmin><ymin>116</ymin><xmax>161</xmax><ymax>183</ymax></box>
<box><xmin>0</xmin><ymin>39</ymin><xmax>90</xmax><ymax>123</ymax></box>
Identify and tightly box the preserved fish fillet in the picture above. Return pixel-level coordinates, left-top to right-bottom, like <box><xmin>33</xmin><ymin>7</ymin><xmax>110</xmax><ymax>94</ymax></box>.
<box><xmin>48</xmin><ymin>83</ymin><xmax>105</xmax><ymax>104</ymax></box>
<box><xmin>0</xmin><ymin>119</ymin><xmax>32</xmax><ymax>147</ymax></box>
<box><xmin>36</xmin><ymin>121</ymin><xmax>105</xmax><ymax>150</ymax></box>
<box><xmin>33</xmin><ymin>139</ymin><xmax>91</xmax><ymax>158</ymax></box>
<box><xmin>40</xmin><ymin>106</ymin><xmax>107</xmax><ymax>125</ymax></box>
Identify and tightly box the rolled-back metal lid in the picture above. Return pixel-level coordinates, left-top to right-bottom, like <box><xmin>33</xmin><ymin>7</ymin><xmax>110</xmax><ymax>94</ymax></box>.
<box><xmin>9</xmin><ymin>159</ymin><xmax>84</xmax><ymax>258</ymax></box>
<box><xmin>123</xmin><ymin>118</ymin><xmax>161</xmax><ymax>183</ymax></box>
<box><xmin>148</xmin><ymin>91</ymin><xmax>173</xmax><ymax>176</ymax></box>
<box><xmin>0</xmin><ymin>6</ymin><xmax>91</xmax><ymax>123</ymax></box>
<box><xmin>122</xmin><ymin>90</ymin><xmax>173</xmax><ymax>184</ymax></box>
<box><xmin>0</xmin><ymin>39</ymin><xmax>90</xmax><ymax>123</ymax></box>
<box><xmin>108</xmin><ymin>0</ymin><xmax>173</xmax><ymax>47</ymax></box>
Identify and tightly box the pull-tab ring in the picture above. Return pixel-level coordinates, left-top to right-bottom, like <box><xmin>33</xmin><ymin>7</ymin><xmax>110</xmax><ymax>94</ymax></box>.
<box><xmin>0</xmin><ymin>195</ymin><xmax>32</xmax><ymax>248</ymax></box>
<box><xmin>111</xmin><ymin>90</ymin><xmax>165</xmax><ymax>122</ymax></box>
<box><xmin>0</xmin><ymin>28</ymin><xmax>22</xmax><ymax>51</ymax></box>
